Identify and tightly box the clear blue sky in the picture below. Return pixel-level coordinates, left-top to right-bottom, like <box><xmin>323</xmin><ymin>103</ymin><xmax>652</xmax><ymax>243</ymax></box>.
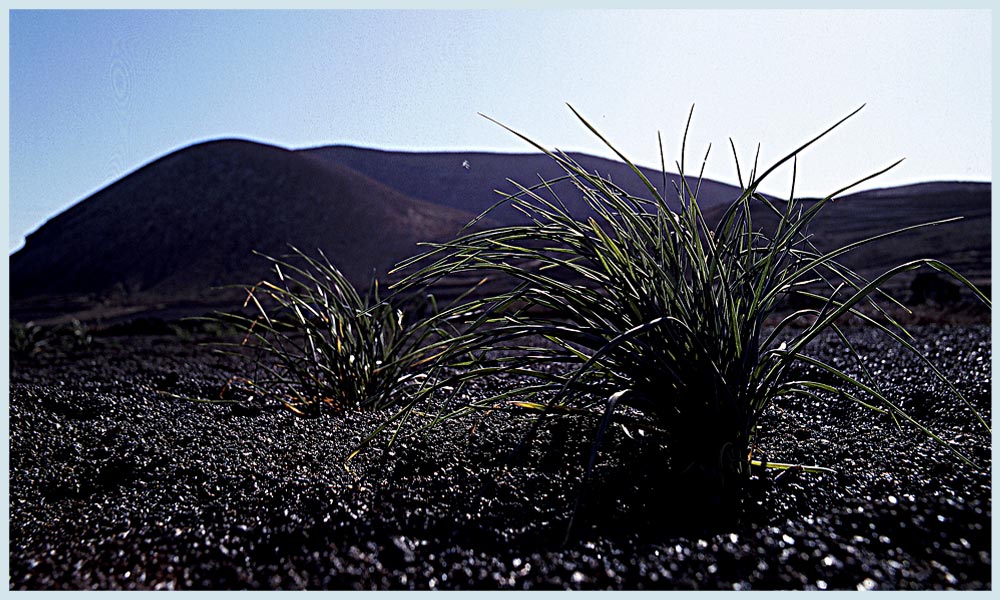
<box><xmin>7</xmin><ymin>8</ymin><xmax>992</xmax><ymax>252</ymax></box>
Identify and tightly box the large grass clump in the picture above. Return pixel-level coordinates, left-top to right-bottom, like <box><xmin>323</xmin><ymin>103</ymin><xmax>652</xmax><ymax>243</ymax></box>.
<box><xmin>382</xmin><ymin>105</ymin><xmax>990</xmax><ymax>517</ymax></box>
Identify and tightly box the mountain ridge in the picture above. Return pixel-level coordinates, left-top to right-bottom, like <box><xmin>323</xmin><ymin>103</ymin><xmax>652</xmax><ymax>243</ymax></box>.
<box><xmin>10</xmin><ymin>138</ymin><xmax>991</xmax><ymax>324</ymax></box>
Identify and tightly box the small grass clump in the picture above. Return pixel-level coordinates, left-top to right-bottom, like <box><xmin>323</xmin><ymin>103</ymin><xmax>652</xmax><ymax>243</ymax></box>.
<box><xmin>216</xmin><ymin>247</ymin><xmax>450</xmax><ymax>417</ymax></box>
<box><xmin>384</xmin><ymin>105</ymin><xmax>990</xmax><ymax>518</ymax></box>
<box><xmin>10</xmin><ymin>320</ymin><xmax>49</xmax><ymax>359</ymax></box>
<box><xmin>10</xmin><ymin>319</ymin><xmax>93</xmax><ymax>359</ymax></box>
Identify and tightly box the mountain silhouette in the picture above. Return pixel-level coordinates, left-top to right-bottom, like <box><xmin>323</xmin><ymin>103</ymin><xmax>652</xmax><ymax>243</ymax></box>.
<box><xmin>10</xmin><ymin>139</ymin><xmax>990</xmax><ymax>324</ymax></box>
<box><xmin>10</xmin><ymin>139</ymin><xmax>478</xmax><ymax>322</ymax></box>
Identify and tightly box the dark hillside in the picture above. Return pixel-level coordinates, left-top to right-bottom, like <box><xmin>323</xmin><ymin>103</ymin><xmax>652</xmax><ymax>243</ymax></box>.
<box><xmin>805</xmin><ymin>182</ymin><xmax>990</xmax><ymax>285</ymax></box>
<box><xmin>301</xmin><ymin>145</ymin><xmax>744</xmax><ymax>224</ymax></box>
<box><xmin>10</xmin><ymin>139</ymin><xmax>476</xmax><ymax>323</ymax></box>
<box><xmin>727</xmin><ymin>182</ymin><xmax>991</xmax><ymax>296</ymax></box>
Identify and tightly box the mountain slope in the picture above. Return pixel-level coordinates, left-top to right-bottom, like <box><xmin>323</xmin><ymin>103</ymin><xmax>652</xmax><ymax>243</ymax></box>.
<box><xmin>728</xmin><ymin>182</ymin><xmax>991</xmax><ymax>288</ymax></box>
<box><xmin>300</xmin><ymin>145</ymin><xmax>744</xmax><ymax>224</ymax></box>
<box><xmin>10</xmin><ymin>139</ymin><xmax>477</xmax><ymax>321</ymax></box>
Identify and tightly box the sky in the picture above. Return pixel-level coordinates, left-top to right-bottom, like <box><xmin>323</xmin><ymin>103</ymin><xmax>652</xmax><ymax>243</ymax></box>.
<box><xmin>6</xmin><ymin>8</ymin><xmax>992</xmax><ymax>252</ymax></box>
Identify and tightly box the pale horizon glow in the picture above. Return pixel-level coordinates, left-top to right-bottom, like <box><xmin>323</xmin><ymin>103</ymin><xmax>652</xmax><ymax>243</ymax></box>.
<box><xmin>8</xmin><ymin>9</ymin><xmax>992</xmax><ymax>252</ymax></box>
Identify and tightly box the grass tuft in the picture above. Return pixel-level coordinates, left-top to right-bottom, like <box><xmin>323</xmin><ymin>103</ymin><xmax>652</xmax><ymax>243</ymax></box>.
<box><xmin>214</xmin><ymin>247</ymin><xmax>453</xmax><ymax>417</ymax></box>
<box><xmin>382</xmin><ymin>105</ymin><xmax>990</xmax><ymax>518</ymax></box>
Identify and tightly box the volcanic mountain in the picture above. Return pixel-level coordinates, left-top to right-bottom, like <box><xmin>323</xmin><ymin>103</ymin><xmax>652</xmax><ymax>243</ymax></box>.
<box><xmin>9</xmin><ymin>140</ymin><xmax>479</xmax><ymax>323</ymax></box>
<box><xmin>9</xmin><ymin>139</ymin><xmax>991</xmax><ymax>324</ymax></box>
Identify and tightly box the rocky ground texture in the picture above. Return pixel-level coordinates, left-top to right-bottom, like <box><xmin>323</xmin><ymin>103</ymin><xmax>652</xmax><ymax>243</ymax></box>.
<box><xmin>8</xmin><ymin>322</ymin><xmax>992</xmax><ymax>590</ymax></box>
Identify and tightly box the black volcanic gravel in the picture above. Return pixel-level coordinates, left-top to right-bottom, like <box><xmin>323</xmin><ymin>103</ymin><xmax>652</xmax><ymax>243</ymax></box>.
<box><xmin>8</xmin><ymin>324</ymin><xmax>992</xmax><ymax>590</ymax></box>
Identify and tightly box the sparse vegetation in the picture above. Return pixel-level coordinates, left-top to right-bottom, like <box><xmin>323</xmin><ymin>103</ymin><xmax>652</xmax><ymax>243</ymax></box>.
<box><xmin>10</xmin><ymin>105</ymin><xmax>992</xmax><ymax>588</ymax></box>
<box><xmin>210</xmin><ymin>106</ymin><xmax>989</xmax><ymax>530</ymax></box>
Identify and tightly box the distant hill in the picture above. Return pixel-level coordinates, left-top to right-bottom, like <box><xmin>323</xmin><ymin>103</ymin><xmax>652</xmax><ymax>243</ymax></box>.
<box><xmin>9</xmin><ymin>138</ymin><xmax>990</xmax><ymax>325</ymax></box>
<box><xmin>10</xmin><ymin>139</ymin><xmax>477</xmax><ymax>323</ymax></box>
<box><xmin>763</xmin><ymin>182</ymin><xmax>990</xmax><ymax>288</ymax></box>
